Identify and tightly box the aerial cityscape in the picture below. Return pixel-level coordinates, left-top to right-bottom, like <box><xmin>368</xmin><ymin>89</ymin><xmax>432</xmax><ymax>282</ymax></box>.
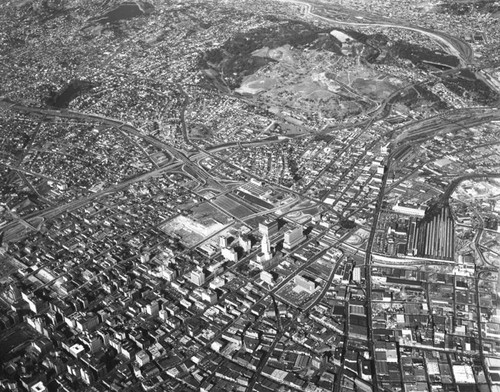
<box><xmin>1</xmin><ymin>0</ymin><xmax>500</xmax><ymax>391</ymax></box>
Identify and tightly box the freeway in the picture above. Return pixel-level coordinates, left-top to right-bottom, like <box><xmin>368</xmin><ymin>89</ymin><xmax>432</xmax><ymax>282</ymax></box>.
<box><xmin>438</xmin><ymin>172</ymin><xmax>500</xmax><ymax>205</ymax></box>
<box><xmin>203</xmin><ymin>136</ymin><xmax>288</xmax><ymax>153</ymax></box>
<box><xmin>2</xmin><ymin>2</ymin><xmax>498</xmax><ymax>385</ymax></box>
<box><xmin>346</xmin><ymin>109</ymin><xmax>500</xmax><ymax>218</ymax></box>
<box><xmin>0</xmin><ymin>99</ymin><xmax>224</xmax><ymax>188</ymax></box>
<box><xmin>0</xmin><ymin>96</ymin><xmax>321</xmax><ymax>248</ymax></box>
<box><xmin>349</xmin><ymin>123</ymin><xmax>500</xmax><ymax>390</ymax></box>
<box><xmin>0</xmin><ymin>97</ymin><xmax>232</xmax><ymax>239</ymax></box>
<box><xmin>279</xmin><ymin>0</ymin><xmax>500</xmax><ymax>97</ymax></box>
<box><xmin>361</xmin><ymin>156</ymin><xmax>390</xmax><ymax>392</ymax></box>
<box><xmin>392</xmin><ymin>109</ymin><xmax>500</xmax><ymax>146</ymax></box>
<box><xmin>304</xmin><ymin>252</ymin><xmax>343</xmax><ymax>312</ymax></box>
<box><xmin>1</xmin><ymin>204</ymin><xmax>41</xmax><ymax>234</ymax></box>
<box><xmin>0</xmin><ymin>100</ymin><xmax>181</xmax><ymax>162</ymax></box>
<box><xmin>3</xmin><ymin>121</ymin><xmax>43</xmax><ymax>187</ymax></box>
<box><xmin>1</xmin><ymin>161</ymin><xmax>182</xmax><ymax>242</ymax></box>
<box><xmin>471</xmin><ymin>209</ymin><xmax>491</xmax><ymax>388</ymax></box>
<box><xmin>6</xmin><ymin>85</ymin><xmax>491</xmax><ymax>245</ymax></box>
<box><xmin>317</xmin><ymin>18</ymin><xmax>472</xmax><ymax>66</ymax></box>
<box><xmin>278</xmin><ymin>0</ymin><xmax>474</xmax><ymax>66</ymax></box>
<box><xmin>346</xmin><ymin>137</ymin><xmax>419</xmax><ymax>392</ymax></box>
<box><xmin>277</xmin><ymin>0</ymin><xmax>500</xmax><ymax>99</ymax></box>
<box><xmin>194</xmin><ymin>147</ymin><xmax>345</xmax><ymax>217</ymax></box>
<box><xmin>177</xmin><ymin>84</ymin><xmax>191</xmax><ymax>145</ymax></box>
<box><xmin>0</xmin><ymin>161</ymin><xmax>59</xmax><ymax>183</ymax></box>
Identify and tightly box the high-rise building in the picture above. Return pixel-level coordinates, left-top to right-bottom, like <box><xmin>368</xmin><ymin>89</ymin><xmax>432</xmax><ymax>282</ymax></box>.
<box><xmin>201</xmin><ymin>289</ymin><xmax>218</xmax><ymax>304</ymax></box>
<box><xmin>255</xmin><ymin>234</ymin><xmax>272</xmax><ymax>269</ymax></box>
<box><xmin>136</xmin><ymin>350</ymin><xmax>151</xmax><ymax>367</ymax></box>
<box><xmin>261</xmin><ymin>234</ymin><xmax>271</xmax><ymax>255</ymax></box>
<box><xmin>221</xmin><ymin>247</ymin><xmax>238</xmax><ymax>262</ymax></box>
<box><xmin>259</xmin><ymin>219</ymin><xmax>279</xmax><ymax>237</ymax></box>
<box><xmin>190</xmin><ymin>269</ymin><xmax>205</xmax><ymax>286</ymax></box>
<box><xmin>219</xmin><ymin>235</ymin><xmax>229</xmax><ymax>249</ymax></box>
<box><xmin>283</xmin><ymin>226</ymin><xmax>305</xmax><ymax>250</ymax></box>
<box><xmin>146</xmin><ymin>300</ymin><xmax>159</xmax><ymax>316</ymax></box>
<box><xmin>162</xmin><ymin>266</ymin><xmax>177</xmax><ymax>281</ymax></box>
<box><xmin>239</xmin><ymin>234</ymin><xmax>252</xmax><ymax>253</ymax></box>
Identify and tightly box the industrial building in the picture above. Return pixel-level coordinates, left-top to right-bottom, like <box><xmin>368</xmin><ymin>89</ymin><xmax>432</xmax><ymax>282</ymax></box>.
<box><xmin>417</xmin><ymin>205</ymin><xmax>454</xmax><ymax>260</ymax></box>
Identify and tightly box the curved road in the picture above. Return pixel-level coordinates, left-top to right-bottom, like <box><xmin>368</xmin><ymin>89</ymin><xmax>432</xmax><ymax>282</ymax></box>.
<box><xmin>1</xmin><ymin>161</ymin><xmax>182</xmax><ymax>242</ymax></box>
<box><xmin>320</xmin><ymin>19</ymin><xmax>473</xmax><ymax>66</ymax></box>
<box><xmin>279</xmin><ymin>0</ymin><xmax>474</xmax><ymax>66</ymax></box>
<box><xmin>279</xmin><ymin>0</ymin><xmax>500</xmax><ymax>98</ymax></box>
<box><xmin>439</xmin><ymin>172</ymin><xmax>500</xmax><ymax>204</ymax></box>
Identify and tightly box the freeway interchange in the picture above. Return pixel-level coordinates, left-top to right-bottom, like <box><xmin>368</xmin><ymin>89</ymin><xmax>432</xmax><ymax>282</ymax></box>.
<box><xmin>3</xmin><ymin>72</ymin><xmax>500</xmax><ymax>392</ymax></box>
<box><xmin>275</xmin><ymin>1</ymin><xmax>499</xmax><ymax>391</ymax></box>
<box><xmin>1</xmin><ymin>1</ymin><xmax>500</xmax><ymax>391</ymax></box>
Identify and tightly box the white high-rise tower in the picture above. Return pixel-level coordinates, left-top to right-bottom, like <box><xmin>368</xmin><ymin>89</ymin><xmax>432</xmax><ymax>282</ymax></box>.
<box><xmin>261</xmin><ymin>234</ymin><xmax>271</xmax><ymax>256</ymax></box>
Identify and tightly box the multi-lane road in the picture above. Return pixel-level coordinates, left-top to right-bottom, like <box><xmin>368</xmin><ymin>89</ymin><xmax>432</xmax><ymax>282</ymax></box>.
<box><xmin>278</xmin><ymin>0</ymin><xmax>474</xmax><ymax>66</ymax></box>
<box><xmin>2</xmin><ymin>2</ymin><xmax>499</xmax><ymax>390</ymax></box>
<box><xmin>278</xmin><ymin>0</ymin><xmax>500</xmax><ymax>98</ymax></box>
<box><xmin>0</xmin><ymin>158</ymin><xmax>182</xmax><ymax>242</ymax></box>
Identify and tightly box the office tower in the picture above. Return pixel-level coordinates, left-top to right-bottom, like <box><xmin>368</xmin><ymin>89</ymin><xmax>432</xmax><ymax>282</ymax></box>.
<box><xmin>259</xmin><ymin>219</ymin><xmax>279</xmax><ymax>237</ymax></box>
<box><xmin>190</xmin><ymin>269</ymin><xmax>205</xmax><ymax>286</ymax></box>
<box><xmin>283</xmin><ymin>226</ymin><xmax>305</xmax><ymax>250</ymax></box>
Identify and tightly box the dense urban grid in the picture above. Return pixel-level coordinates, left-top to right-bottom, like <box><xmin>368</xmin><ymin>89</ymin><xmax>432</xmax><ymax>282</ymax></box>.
<box><xmin>1</xmin><ymin>0</ymin><xmax>500</xmax><ymax>391</ymax></box>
